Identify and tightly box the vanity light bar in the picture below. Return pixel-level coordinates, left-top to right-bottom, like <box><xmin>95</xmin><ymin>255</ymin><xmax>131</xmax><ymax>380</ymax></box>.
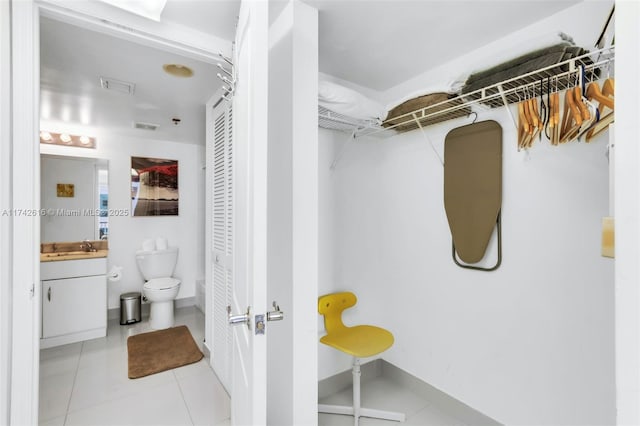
<box><xmin>39</xmin><ymin>131</ymin><xmax>96</xmax><ymax>149</ymax></box>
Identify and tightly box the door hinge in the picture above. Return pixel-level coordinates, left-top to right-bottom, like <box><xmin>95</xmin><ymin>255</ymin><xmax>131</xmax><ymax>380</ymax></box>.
<box><xmin>29</xmin><ymin>282</ymin><xmax>35</xmax><ymax>299</ymax></box>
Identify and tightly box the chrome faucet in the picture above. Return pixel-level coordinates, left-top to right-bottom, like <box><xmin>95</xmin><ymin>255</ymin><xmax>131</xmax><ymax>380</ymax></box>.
<box><xmin>80</xmin><ymin>240</ymin><xmax>96</xmax><ymax>252</ymax></box>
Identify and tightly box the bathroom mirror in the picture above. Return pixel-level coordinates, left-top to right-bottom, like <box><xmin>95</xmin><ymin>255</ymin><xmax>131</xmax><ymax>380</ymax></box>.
<box><xmin>40</xmin><ymin>154</ymin><xmax>109</xmax><ymax>243</ymax></box>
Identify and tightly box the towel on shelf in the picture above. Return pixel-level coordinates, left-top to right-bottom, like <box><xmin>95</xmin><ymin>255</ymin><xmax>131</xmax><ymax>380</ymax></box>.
<box><xmin>318</xmin><ymin>80</ymin><xmax>387</xmax><ymax>123</ymax></box>
<box><xmin>385</xmin><ymin>84</ymin><xmax>461</xmax><ymax>113</ymax></box>
<box><xmin>462</xmin><ymin>43</ymin><xmax>590</xmax><ymax>95</ymax></box>
<box><xmin>383</xmin><ymin>92</ymin><xmax>471</xmax><ymax>133</ymax></box>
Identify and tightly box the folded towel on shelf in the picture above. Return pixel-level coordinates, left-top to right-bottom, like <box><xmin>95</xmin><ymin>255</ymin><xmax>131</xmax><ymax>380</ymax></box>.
<box><xmin>452</xmin><ymin>31</ymin><xmax>577</xmax><ymax>94</ymax></box>
<box><xmin>385</xmin><ymin>84</ymin><xmax>461</xmax><ymax>114</ymax></box>
<box><xmin>462</xmin><ymin>43</ymin><xmax>590</xmax><ymax>95</ymax></box>
<box><xmin>318</xmin><ymin>80</ymin><xmax>387</xmax><ymax>123</ymax></box>
<box><xmin>383</xmin><ymin>92</ymin><xmax>471</xmax><ymax>133</ymax></box>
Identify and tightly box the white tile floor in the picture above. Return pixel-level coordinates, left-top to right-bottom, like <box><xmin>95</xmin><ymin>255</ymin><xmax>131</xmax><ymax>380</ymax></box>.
<box><xmin>318</xmin><ymin>376</ymin><xmax>467</xmax><ymax>426</ymax></box>
<box><xmin>39</xmin><ymin>307</ymin><xmax>230</xmax><ymax>426</ymax></box>
<box><xmin>40</xmin><ymin>306</ymin><xmax>465</xmax><ymax>426</ymax></box>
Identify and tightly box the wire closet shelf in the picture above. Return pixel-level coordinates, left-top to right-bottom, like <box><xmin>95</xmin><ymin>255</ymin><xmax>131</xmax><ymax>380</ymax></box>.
<box><xmin>318</xmin><ymin>46</ymin><xmax>615</xmax><ymax>138</ymax></box>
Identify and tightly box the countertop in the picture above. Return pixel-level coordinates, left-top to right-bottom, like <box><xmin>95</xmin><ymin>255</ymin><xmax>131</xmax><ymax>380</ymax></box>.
<box><xmin>40</xmin><ymin>249</ymin><xmax>109</xmax><ymax>262</ymax></box>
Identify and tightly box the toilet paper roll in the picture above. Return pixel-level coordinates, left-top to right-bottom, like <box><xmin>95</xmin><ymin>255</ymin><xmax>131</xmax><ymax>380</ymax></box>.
<box><xmin>142</xmin><ymin>238</ymin><xmax>155</xmax><ymax>251</ymax></box>
<box><xmin>156</xmin><ymin>237</ymin><xmax>168</xmax><ymax>251</ymax></box>
<box><xmin>108</xmin><ymin>266</ymin><xmax>123</xmax><ymax>282</ymax></box>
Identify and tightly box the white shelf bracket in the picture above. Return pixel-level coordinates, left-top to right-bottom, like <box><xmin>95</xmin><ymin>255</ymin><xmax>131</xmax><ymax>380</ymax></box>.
<box><xmin>330</xmin><ymin>130</ymin><xmax>357</xmax><ymax>170</ymax></box>
<box><xmin>498</xmin><ymin>84</ymin><xmax>518</xmax><ymax>131</ymax></box>
<box><xmin>413</xmin><ymin>113</ymin><xmax>444</xmax><ymax>166</ymax></box>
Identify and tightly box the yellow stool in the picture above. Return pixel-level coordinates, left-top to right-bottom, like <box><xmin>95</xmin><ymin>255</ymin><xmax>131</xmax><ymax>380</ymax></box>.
<box><xmin>318</xmin><ymin>292</ymin><xmax>405</xmax><ymax>425</ymax></box>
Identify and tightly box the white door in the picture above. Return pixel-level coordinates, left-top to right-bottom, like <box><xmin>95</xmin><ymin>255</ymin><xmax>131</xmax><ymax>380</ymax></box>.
<box><xmin>227</xmin><ymin>1</ymin><xmax>269</xmax><ymax>424</ymax></box>
<box><xmin>208</xmin><ymin>99</ymin><xmax>234</xmax><ymax>392</ymax></box>
<box><xmin>6</xmin><ymin>1</ymin><xmax>40</xmax><ymax>424</ymax></box>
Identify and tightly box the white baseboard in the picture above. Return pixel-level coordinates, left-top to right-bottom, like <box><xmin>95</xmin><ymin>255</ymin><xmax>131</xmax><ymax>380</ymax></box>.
<box><xmin>318</xmin><ymin>359</ymin><xmax>383</xmax><ymax>399</ymax></box>
<box><xmin>40</xmin><ymin>328</ymin><xmax>106</xmax><ymax>349</ymax></box>
<box><xmin>318</xmin><ymin>359</ymin><xmax>502</xmax><ymax>426</ymax></box>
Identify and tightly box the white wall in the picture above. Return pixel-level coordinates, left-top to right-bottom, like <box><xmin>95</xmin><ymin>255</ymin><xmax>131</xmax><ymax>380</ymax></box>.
<box><xmin>267</xmin><ymin>2</ymin><xmax>318</xmax><ymax>424</ymax></box>
<box><xmin>613</xmin><ymin>2</ymin><xmax>640</xmax><ymax>423</ymax></box>
<box><xmin>0</xmin><ymin>0</ymin><xmax>11</xmax><ymax>422</ymax></box>
<box><xmin>41</xmin><ymin>125</ymin><xmax>206</xmax><ymax>309</ymax></box>
<box><xmin>319</xmin><ymin>1</ymin><xmax>616</xmax><ymax>424</ymax></box>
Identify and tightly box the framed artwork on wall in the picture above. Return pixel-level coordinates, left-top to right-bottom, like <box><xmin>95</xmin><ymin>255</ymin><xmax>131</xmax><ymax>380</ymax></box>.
<box><xmin>131</xmin><ymin>157</ymin><xmax>179</xmax><ymax>216</ymax></box>
<box><xmin>56</xmin><ymin>183</ymin><xmax>74</xmax><ymax>197</ymax></box>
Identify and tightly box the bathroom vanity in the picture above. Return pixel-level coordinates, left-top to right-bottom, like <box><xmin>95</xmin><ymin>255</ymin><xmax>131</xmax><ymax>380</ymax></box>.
<box><xmin>40</xmin><ymin>243</ymin><xmax>108</xmax><ymax>349</ymax></box>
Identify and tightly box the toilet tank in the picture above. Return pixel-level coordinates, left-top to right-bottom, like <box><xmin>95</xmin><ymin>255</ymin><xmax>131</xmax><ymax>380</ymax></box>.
<box><xmin>135</xmin><ymin>247</ymin><xmax>178</xmax><ymax>280</ymax></box>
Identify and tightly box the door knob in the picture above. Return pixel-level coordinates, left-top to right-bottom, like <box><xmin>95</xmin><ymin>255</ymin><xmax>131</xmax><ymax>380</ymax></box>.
<box><xmin>266</xmin><ymin>301</ymin><xmax>284</xmax><ymax>322</ymax></box>
<box><xmin>228</xmin><ymin>305</ymin><xmax>251</xmax><ymax>329</ymax></box>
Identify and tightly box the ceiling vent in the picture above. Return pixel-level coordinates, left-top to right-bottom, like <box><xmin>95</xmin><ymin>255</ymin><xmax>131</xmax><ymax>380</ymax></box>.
<box><xmin>134</xmin><ymin>122</ymin><xmax>159</xmax><ymax>131</ymax></box>
<box><xmin>100</xmin><ymin>76</ymin><xmax>135</xmax><ymax>95</ymax></box>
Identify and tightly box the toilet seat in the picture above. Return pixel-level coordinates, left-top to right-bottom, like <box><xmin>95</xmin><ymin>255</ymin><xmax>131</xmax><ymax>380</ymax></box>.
<box><xmin>144</xmin><ymin>277</ymin><xmax>180</xmax><ymax>290</ymax></box>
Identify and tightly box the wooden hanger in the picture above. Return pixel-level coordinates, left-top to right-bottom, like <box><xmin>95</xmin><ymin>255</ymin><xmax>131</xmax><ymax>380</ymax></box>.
<box><xmin>517</xmin><ymin>101</ymin><xmax>529</xmax><ymax>150</ymax></box>
<box><xmin>602</xmin><ymin>78</ymin><xmax>614</xmax><ymax>97</ymax></box>
<box><xmin>576</xmin><ymin>98</ymin><xmax>599</xmax><ymax>142</ymax></box>
<box><xmin>520</xmin><ymin>95</ymin><xmax>542</xmax><ymax>149</ymax></box>
<box><xmin>560</xmin><ymin>87</ymin><xmax>583</xmax><ymax>143</ymax></box>
<box><xmin>548</xmin><ymin>91</ymin><xmax>556</xmax><ymax>145</ymax></box>
<box><xmin>574</xmin><ymin>86</ymin><xmax>590</xmax><ymax>121</ymax></box>
<box><xmin>586</xmin><ymin>113</ymin><xmax>615</xmax><ymax>142</ymax></box>
<box><xmin>548</xmin><ymin>94</ymin><xmax>554</xmax><ymax>145</ymax></box>
<box><xmin>528</xmin><ymin>98</ymin><xmax>542</xmax><ymax>147</ymax></box>
<box><xmin>553</xmin><ymin>92</ymin><xmax>561</xmax><ymax>145</ymax></box>
<box><xmin>586</xmin><ymin>79</ymin><xmax>615</xmax><ymax>141</ymax></box>
<box><xmin>520</xmin><ymin>96</ymin><xmax>535</xmax><ymax>149</ymax></box>
<box><xmin>586</xmin><ymin>82</ymin><xmax>614</xmax><ymax>110</ymax></box>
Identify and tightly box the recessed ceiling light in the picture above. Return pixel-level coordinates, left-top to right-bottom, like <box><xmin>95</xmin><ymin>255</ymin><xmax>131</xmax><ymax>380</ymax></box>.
<box><xmin>163</xmin><ymin>64</ymin><xmax>194</xmax><ymax>78</ymax></box>
<box><xmin>60</xmin><ymin>133</ymin><xmax>72</xmax><ymax>143</ymax></box>
<box><xmin>79</xmin><ymin>135</ymin><xmax>91</xmax><ymax>145</ymax></box>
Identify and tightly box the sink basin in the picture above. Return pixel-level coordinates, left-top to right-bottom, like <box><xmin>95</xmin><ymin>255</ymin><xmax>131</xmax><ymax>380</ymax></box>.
<box><xmin>40</xmin><ymin>249</ymin><xmax>108</xmax><ymax>262</ymax></box>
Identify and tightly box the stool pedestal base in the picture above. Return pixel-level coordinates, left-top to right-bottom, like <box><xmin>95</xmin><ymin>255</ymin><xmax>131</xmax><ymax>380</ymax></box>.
<box><xmin>318</xmin><ymin>358</ymin><xmax>405</xmax><ymax>426</ymax></box>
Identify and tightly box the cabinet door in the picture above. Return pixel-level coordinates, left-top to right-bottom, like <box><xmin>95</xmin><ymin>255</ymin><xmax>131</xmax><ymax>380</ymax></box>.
<box><xmin>42</xmin><ymin>276</ymin><xmax>107</xmax><ymax>338</ymax></box>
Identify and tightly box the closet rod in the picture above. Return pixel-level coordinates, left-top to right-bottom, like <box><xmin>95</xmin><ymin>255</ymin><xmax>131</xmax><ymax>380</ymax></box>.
<box><xmin>360</xmin><ymin>46</ymin><xmax>615</xmax><ymax>138</ymax></box>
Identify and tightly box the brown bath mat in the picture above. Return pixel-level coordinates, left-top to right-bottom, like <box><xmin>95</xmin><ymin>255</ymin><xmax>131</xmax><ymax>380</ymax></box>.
<box><xmin>127</xmin><ymin>325</ymin><xmax>203</xmax><ymax>379</ymax></box>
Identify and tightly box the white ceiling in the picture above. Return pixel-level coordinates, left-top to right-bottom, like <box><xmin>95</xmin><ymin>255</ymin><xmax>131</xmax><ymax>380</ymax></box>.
<box><xmin>160</xmin><ymin>0</ymin><xmax>239</xmax><ymax>41</ymax></box>
<box><xmin>40</xmin><ymin>0</ymin><xmax>582</xmax><ymax>145</ymax></box>
<box><xmin>40</xmin><ymin>15</ymin><xmax>228</xmax><ymax>144</ymax></box>
<box><xmin>310</xmin><ymin>0</ymin><xmax>581</xmax><ymax>91</ymax></box>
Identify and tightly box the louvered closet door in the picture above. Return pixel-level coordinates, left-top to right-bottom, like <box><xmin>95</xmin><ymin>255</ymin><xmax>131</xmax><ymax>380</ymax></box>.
<box><xmin>211</xmin><ymin>102</ymin><xmax>233</xmax><ymax>393</ymax></box>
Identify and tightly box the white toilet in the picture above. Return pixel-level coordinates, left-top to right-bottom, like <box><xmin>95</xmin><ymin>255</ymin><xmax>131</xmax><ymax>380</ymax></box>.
<box><xmin>135</xmin><ymin>247</ymin><xmax>181</xmax><ymax>330</ymax></box>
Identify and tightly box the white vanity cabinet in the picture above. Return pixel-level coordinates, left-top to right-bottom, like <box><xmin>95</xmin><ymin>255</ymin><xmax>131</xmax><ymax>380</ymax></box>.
<box><xmin>40</xmin><ymin>257</ymin><xmax>107</xmax><ymax>348</ymax></box>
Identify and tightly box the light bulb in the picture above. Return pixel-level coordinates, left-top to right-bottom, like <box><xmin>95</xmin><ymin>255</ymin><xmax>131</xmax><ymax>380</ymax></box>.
<box><xmin>40</xmin><ymin>131</ymin><xmax>52</xmax><ymax>142</ymax></box>
<box><xmin>60</xmin><ymin>133</ymin><xmax>72</xmax><ymax>143</ymax></box>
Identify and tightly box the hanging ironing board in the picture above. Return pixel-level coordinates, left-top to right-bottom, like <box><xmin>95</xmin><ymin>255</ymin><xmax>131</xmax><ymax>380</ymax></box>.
<box><xmin>444</xmin><ymin>120</ymin><xmax>502</xmax><ymax>271</ymax></box>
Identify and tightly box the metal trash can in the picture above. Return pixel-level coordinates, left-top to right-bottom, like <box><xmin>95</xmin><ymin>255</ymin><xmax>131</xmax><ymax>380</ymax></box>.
<box><xmin>120</xmin><ymin>292</ymin><xmax>141</xmax><ymax>325</ymax></box>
